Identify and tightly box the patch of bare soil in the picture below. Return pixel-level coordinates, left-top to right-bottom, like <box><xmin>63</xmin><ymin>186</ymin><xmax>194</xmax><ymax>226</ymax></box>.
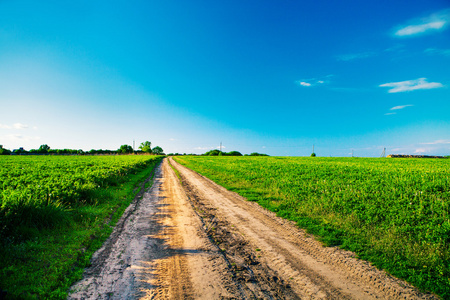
<box><xmin>68</xmin><ymin>158</ymin><xmax>438</xmax><ymax>299</ymax></box>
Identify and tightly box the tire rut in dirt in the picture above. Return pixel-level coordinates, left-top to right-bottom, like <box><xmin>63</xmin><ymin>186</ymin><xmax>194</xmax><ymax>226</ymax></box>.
<box><xmin>180</xmin><ymin>173</ymin><xmax>300</xmax><ymax>300</ymax></box>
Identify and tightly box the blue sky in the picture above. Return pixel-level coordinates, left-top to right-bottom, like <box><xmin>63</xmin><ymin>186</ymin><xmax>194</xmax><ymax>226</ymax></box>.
<box><xmin>1</xmin><ymin>0</ymin><xmax>449</xmax><ymax>156</ymax></box>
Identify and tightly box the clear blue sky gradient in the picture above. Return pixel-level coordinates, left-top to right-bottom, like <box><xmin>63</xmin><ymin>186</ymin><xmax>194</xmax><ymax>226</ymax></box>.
<box><xmin>1</xmin><ymin>1</ymin><xmax>449</xmax><ymax>156</ymax></box>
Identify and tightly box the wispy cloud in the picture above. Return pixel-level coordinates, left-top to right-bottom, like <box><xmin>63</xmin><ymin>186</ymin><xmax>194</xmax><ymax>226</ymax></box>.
<box><xmin>0</xmin><ymin>123</ymin><xmax>30</xmax><ymax>129</ymax></box>
<box><xmin>425</xmin><ymin>48</ymin><xmax>450</xmax><ymax>56</ymax></box>
<box><xmin>379</xmin><ymin>78</ymin><xmax>443</xmax><ymax>93</ymax></box>
<box><xmin>390</xmin><ymin>104</ymin><xmax>413</xmax><ymax>110</ymax></box>
<box><xmin>296</xmin><ymin>75</ymin><xmax>333</xmax><ymax>87</ymax></box>
<box><xmin>421</xmin><ymin>139</ymin><xmax>450</xmax><ymax>145</ymax></box>
<box><xmin>336</xmin><ymin>52</ymin><xmax>376</xmax><ymax>61</ymax></box>
<box><xmin>13</xmin><ymin>123</ymin><xmax>29</xmax><ymax>129</ymax></box>
<box><xmin>384</xmin><ymin>104</ymin><xmax>413</xmax><ymax>116</ymax></box>
<box><xmin>394</xmin><ymin>9</ymin><xmax>450</xmax><ymax>37</ymax></box>
<box><xmin>414</xmin><ymin>148</ymin><xmax>427</xmax><ymax>154</ymax></box>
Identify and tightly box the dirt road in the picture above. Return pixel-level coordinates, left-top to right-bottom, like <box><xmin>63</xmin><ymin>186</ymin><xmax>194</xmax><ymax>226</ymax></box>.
<box><xmin>68</xmin><ymin>157</ymin><xmax>437</xmax><ymax>299</ymax></box>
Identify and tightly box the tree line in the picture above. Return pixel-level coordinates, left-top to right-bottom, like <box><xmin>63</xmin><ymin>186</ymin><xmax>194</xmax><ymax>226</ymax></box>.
<box><xmin>0</xmin><ymin>141</ymin><xmax>164</xmax><ymax>156</ymax></box>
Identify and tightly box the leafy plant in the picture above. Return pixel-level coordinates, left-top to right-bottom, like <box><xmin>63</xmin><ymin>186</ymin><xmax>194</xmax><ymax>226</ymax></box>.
<box><xmin>175</xmin><ymin>156</ymin><xmax>450</xmax><ymax>298</ymax></box>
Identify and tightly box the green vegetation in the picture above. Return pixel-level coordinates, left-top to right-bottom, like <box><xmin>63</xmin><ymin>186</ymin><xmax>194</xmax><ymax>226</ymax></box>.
<box><xmin>246</xmin><ymin>152</ymin><xmax>269</xmax><ymax>156</ymax></box>
<box><xmin>139</xmin><ymin>141</ymin><xmax>153</xmax><ymax>153</ymax></box>
<box><xmin>0</xmin><ymin>141</ymin><xmax>164</xmax><ymax>156</ymax></box>
<box><xmin>174</xmin><ymin>156</ymin><xmax>450</xmax><ymax>298</ymax></box>
<box><xmin>0</xmin><ymin>155</ymin><xmax>162</xmax><ymax>299</ymax></box>
<box><xmin>203</xmin><ymin>149</ymin><xmax>243</xmax><ymax>156</ymax></box>
<box><xmin>117</xmin><ymin>144</ymin><xmax>134</xmax><ymax>154</ymax></box>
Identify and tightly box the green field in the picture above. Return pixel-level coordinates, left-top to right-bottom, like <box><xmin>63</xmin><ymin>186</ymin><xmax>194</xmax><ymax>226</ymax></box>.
<box><xmin>175</xmin><ymin>156</ymin><xmax>450</xmax><ymax>298</ymax></box>
<box><xmin>0</xmin><ymin>155</ymin><xmax>162</xmax><ymax>299</ymax></box>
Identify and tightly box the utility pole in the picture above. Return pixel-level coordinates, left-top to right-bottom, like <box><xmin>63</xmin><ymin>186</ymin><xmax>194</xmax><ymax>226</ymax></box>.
<box><xmin>220</xmin><ymin>142</ymin><xmax>222</xmax><ymax>153</ymax></box>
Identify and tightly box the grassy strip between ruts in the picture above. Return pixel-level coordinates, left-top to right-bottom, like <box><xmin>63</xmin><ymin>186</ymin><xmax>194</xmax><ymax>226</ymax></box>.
<box><xmin>0</xmin><ymin>156</ymin><xmax>162</xmax><ymax>299</ymax></box>
<box><xmin>174</xmin><ymin>156</ymin><xmax>450</xmax><ymax>298</ymax></box>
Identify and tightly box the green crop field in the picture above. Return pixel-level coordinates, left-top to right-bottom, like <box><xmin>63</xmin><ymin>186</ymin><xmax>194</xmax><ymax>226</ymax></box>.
<box><xmin>0</xmin><ymin>155</ymin><xmax>162</xmax><ymax>299</ymax></box>
<box><xmin>175</xmin><ymin>156</ymin><xmax>450</xmax><ymax>298</ymax></box>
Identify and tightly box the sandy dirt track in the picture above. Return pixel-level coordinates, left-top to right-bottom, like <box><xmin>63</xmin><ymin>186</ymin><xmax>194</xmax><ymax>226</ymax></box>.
<box><xmin>68</xmin><ymin>157</ymin><xmax>437</xmax><ymax>299</ymax></box>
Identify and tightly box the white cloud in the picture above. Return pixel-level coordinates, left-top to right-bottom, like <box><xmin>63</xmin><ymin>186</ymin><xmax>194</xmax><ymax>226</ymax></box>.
<box><xmin>384</xmin><ymin>104</ymin><xmax>413</xmax><ymax>115</ymax></box>
<box><xmin>13</xmin><ymin>123</ymin><xmax>28</xmax><ymax>129</ymax></box>
<box><xmin>169</xmin><ymin>138</ymin><xmax>176</xmax><ymax>141</ymax></box>
<box><xmin>414</xmin><ymin>148</ymin><xmax>427</xmax><ymax>154</ymax></box>
<box><xmin>390</xmin><ymin>104</ymin><xmax>413</xmax><ymax>110</ymax></box>
<box><xmin>396</xmin><ymin>21</ymin><xmax>445</xmax><ymax>36</ymax></box>
<box><xmin>296</xmin><ymin>75</ymin><xmax>333</xmax><ymax>87</ymax></box>
<box><xmin>394</xmin><ymin>9</ymin><xmax>450</xmax><ymax>37</ymax></box>
<box><xmin>379</xmin><ymin>78</ymin><xmax>443</xmax><ymax>93</ymax></box>
<box><xmin>421</xmin><ymin>139</ymin><xmax>450</xmax><ymax>145</ymax></box>
<box><xmin>0</xmin><ymin>123</ymin><xmax>30</xmax><ymax>129</ymax></box>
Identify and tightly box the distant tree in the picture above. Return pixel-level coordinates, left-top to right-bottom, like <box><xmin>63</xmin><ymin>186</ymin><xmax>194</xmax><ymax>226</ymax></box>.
<box><xmin>152</xmin><ymin>146</ymin><xmax>164</xmax><ymax>155</ymax></box>
<box><xmin>38</xmin><ymin>144</ymin><xmax>50</xmax><ymax>154</ymax></box>
<box><xmin>226</xmin><ymin>151</ymin><xmax>243</xmax><ymax>156</ymax></box>
<box><xmin>118</xmin><ymin>144</ymin><xmax>133</xmax><ymax>154</ymax></box>
<box><xmin>139</xmin><ymin>141</ymin><xmax>152</xmax><ymax>154</ymax></box>
<box><xmin>311</xmin><ymin>152</ymin><xmax>316</xmax><ymax>157</ymax></box>
<box><xmin>13</xmin><ymin>147</ymin><xmax>27</xmax><ymax>155</ymax></box>
<box><xmin>204</xmin><ymin>149</ymin><xmax>222</xmax><ymax>156</ymax></box>
<box><xmin>247</xmin><ymin>152</ymin><xmax>269</xmax><ymax>156</ymax></box>
<box><xmin>0</xmin><ymin>145</ymin><xmax>11</xmax><ymax>155</ymax></box>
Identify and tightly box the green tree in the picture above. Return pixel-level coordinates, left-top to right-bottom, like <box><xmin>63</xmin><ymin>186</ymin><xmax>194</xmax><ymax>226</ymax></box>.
<box><xmin>226</xmin><ymin>151</ymin><xmax>243</xmax><ymax>156</ymax></box>
<box><xmin>38</xmin><ymin>144</ymin><xmax>50</xmax><ymax>154</ymax></box>
<box><xmin>248</xmin><ymin>152</ymin><xmax>269</xmax><ymax>156</ymax></box>
<box><xmin>139</xmin><ymin>141</ymin><xmax>152</xmax><ymax>153</ymax></box>
<box><xmin>152</xmin><ymin>146</ymin><xmax>164</xmax><ymax>155</ymax></box>
<box><xmin>204</xmin><ymin>149</ymin><xmax>222</xmax><ymax>156</ymax></box>
<box><xmin>118</xmin><ymin>144</ymin><xmax>133</xmax><ymax>154</ymax></box>
<box><xmin>0</xmin><ymin>145</ymin><xmax>11</xmax><ymax>155</ymax></box>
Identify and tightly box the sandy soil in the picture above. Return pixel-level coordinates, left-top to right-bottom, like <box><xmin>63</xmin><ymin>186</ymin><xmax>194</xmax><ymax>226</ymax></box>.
<box><xmin>68</xmin><ymin>157</ymin><xmax>438</xmax><ymax>299</ymax></box>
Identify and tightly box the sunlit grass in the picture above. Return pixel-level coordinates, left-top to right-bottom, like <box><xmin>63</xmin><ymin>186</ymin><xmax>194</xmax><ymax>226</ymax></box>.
<box><xmin>0</xmin><ymin>155</ymin><xmax>162</xmax><ymax>299</ymax></box>
<box><xmin>175</xmin><ymin>156</ymin><xmax>450</xmax><ymax>298</ymax></box>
